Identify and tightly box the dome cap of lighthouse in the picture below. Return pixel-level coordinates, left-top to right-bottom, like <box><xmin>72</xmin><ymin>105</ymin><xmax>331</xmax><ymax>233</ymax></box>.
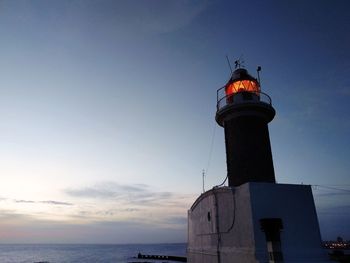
<box><xmin>225</xmin><ymin>68</ymin><xmax>260</xmax><ymax>96</ymax></box>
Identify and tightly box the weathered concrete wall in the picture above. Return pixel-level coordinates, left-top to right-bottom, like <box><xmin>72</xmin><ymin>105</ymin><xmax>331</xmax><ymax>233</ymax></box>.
<box><xmin>188</xmin><ymin>185</ymin><xmax>258</xmax><ymax>263</ymax></box>
<box><xmin>187</xmin><ymin>183</ymin><xmax>330</xmax><ymax>263</ymax></box>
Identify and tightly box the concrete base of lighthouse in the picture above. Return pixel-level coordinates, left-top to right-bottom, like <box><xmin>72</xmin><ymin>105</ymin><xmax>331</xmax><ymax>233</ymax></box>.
<box><xmin>187</xmin><ymin>183</ymin><xmax>330</xmax><ymax>263</ymax></box>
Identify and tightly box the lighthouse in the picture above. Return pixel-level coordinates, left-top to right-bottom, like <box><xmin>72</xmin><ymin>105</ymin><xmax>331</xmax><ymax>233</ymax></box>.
<box><xmin>187</xmin><ymin>65</ymin><xmax>330</xmax><ymax>262</ymax></box>
<box><xmin>216</xmin><ymin>67</ymin><xmax>275</xmax><ymax>187</ymax></box>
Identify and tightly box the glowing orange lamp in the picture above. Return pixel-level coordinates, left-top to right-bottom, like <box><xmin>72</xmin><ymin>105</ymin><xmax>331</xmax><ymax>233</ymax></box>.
<box><xmin>225</xmin><ymin>68</ymin><xmax>260</xmax><ymax>96</ymax></box>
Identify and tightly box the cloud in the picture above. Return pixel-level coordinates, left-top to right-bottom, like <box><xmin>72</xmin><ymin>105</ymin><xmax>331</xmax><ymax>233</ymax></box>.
<box><xmin>72</xmin><ymin>207</ymin><xmax>142</xmax><ymax>220</ymax></box>
<box><xmin>0</xmin><ymin>208</ymin><xmax>187</xmax><ymax>243</ymax></box>
<box><xmin>62</xmin><ymin>181</ymin><xmax>195</xmax><ymax>227</ymax></box>
<box><xmin>64</xmin><ymin>181</ymin><xmax>174</xmax><ymax>205</ymax></box>
<box><xmin>0</xmin><ymin>209</ymin><xmax>35</xmax><ymax>221</ymax></box>
<box><xmin>15</xmin><ymin>199</ymin><xmax>36</xmax><ymax>203</ymax></box>
<box><xmin>39</xmin><ymin>200</ymin><xmax>73</xmax><ymax>206</ymax></box>
<box><xmin>64</xmin><ymin>181</ymin><xmax>144</xmax><ymax>198</ymax></box>
<box><xmin>0</xmin><ymin>182</ymin><xmax>195</xmax><ymax>242</ymax></box>
<box><xmin>14</xmin><ymin>199</ymin><xmax>73</xmax><ymax>206</ymax></box>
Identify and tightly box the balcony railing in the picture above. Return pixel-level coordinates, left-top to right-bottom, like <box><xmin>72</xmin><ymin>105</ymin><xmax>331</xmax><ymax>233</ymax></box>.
<box><xmin>216</xmin><ymin>86</ymin><xmax>272</xmax><ymax>111</ymax></box>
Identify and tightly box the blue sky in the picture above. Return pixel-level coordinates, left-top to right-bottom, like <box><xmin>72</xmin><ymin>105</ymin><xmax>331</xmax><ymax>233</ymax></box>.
<box><xmin>0</xmin><ymin>0</ymin><xmax>349</xmax><ymax>243</ymax></box>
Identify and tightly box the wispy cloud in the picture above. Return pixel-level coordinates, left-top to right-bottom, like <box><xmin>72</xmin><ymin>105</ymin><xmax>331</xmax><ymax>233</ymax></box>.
<box><xmin>14</xmin><ymin>199</ymin><xmax>73</xmax><ymax>206</ymax></box>
<box><xmin>72</xmin><ymin>207</ymin><xmax>141</xmax><ymax>220</ymax></box>
<box><xmin>0</xmin><ymin>208</ymin><xmax>186</xmax><ymax>243</ymax></box>
<box><xmin>0</xmin><ymin>182</ymin><xmax>194</xmax><ymax>242</ymax></box>
<box><xmin>0</xmin><ymin>209</ymin><xmax>35</xmax><ymax>221</ymax></box>
<box><xmin>65</xmin><ymin>181</ymin><xmax>145</xmax><ymax>198</ymax></box>
<box><xmin>62</xmin><ymin>181</ymin><xmax>195</xmax><ymax>226</ymax></box>
<box><xmin>15</xmin><ymin>199</ymin><xmax>36</xmax><ymax>204</ymax></box>
<box><xmin>64</xmin><ymin>181</ymin><xmax>174</xmax><ymax>205</ymax></box>
<box><xmin>40</xmin><ymin>200</ymin><xmax>73</xmax><ymax>206</ymax></box>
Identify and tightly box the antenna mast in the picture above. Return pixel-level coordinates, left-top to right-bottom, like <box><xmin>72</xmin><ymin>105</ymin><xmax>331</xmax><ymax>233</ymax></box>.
<box><xmin>257</xmin><ymin>66</ymin><xmax>262</xmax><ymax>86</ymax></box>
<box><xmin>202</xmin><ymin>169</ymin><xmax>205</xmax><ymax>193</ymax></box>
<box><xmin>226</xmin><ymin>55</ymin><xmax>233</xmax><ymax>75</ymax></box>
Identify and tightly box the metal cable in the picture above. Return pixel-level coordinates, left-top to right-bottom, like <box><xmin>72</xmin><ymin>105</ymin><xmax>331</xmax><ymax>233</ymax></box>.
<box><xmin>205</xmin><ymin>123</ymin><xmax>217</xmax><ymax>177</ymax></box>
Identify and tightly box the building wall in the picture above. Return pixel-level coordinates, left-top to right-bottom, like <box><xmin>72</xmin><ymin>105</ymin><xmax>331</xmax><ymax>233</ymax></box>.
<box><xmin>188</xmin><ymin>185</ymin><xmax>258</xmax><ymax>263</ymax></box>
<box><xmin>249</xmin><ymin>183</ymin><xmax>329</xmax><ymax>262</ymax></box>
<box><xmin>187</xmin><ymin>183</ymin><xmax>330</xmax><ymax>263</ymax></box>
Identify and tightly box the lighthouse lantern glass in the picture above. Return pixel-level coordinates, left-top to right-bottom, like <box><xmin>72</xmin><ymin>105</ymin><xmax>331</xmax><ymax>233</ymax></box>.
<box><xmin>225</xmin><ymin>79</ymin><xmax>260</xmax><ymax>96</ymax></box>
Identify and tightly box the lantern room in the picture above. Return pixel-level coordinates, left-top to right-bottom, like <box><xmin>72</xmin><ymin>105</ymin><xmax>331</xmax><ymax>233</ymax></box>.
<box><xmin>225</xmin><ymin>68</ymin><xmax>260</xmax><ymax>96</ymax></box>
<box><xmin>216</xmin><ymin>67</ymin><xmax>274</xmax><ymax>127</ymax></box>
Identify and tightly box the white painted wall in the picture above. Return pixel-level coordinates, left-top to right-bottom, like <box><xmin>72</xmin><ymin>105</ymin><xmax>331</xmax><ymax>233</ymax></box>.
<box><xmin>187</xmin><ymin>183</ymin><xmax>330</xmax><ymax>263</ymax></box>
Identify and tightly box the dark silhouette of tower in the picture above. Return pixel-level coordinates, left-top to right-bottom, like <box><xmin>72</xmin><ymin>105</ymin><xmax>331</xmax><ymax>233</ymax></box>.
<box><xmin>215</xmin><ymin>68</ymin><xmax>276</xmax><ymax>186</ymax></box>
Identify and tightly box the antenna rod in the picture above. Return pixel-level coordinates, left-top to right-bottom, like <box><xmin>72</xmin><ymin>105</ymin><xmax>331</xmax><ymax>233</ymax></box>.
<box><xmin>202</xmin><ymin>169</ymin><xmax>205</xmax><ymax>193</ymax></box>
<box><xmin>226</xmin><ymin>55</ymin><xmax>233</xmax><ymax>75</ymax></box>
<box><xmin>257</xmin><ymin>66</ymin><xmax>262</xmax><ymax>86</ymax></box>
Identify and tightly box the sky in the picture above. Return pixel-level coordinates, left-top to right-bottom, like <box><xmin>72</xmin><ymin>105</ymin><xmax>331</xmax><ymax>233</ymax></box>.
<box><xmin>0</xmin><ymin>0</ymin><xmax>349</xmax><ymax>243</ymax></box>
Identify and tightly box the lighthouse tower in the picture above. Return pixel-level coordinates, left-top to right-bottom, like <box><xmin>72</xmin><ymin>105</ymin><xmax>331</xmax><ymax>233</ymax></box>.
<box><xmin>187</xmin><ymin>65</ymin><xmax>329</xmax><ymax>263</ymax></box>
<box><xmin>216</xmin><ymin>67</ymin><xmax>275</xmax><ymax>187</ymax></box>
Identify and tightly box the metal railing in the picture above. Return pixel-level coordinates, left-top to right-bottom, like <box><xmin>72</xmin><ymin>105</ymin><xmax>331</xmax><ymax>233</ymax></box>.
<box><xmin>216</xmin><ymin>86</ymin><xmax>272</xmax><ymax>111</ymax></box>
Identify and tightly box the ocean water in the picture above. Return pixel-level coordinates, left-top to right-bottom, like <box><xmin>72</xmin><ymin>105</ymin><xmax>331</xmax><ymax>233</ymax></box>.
<box><xmin>0</xmin><ymin>243</ymin><xmax>187</xmax><ymax>263</ymax></box>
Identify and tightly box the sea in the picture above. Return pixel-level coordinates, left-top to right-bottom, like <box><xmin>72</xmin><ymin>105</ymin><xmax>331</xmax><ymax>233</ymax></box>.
<box><xmin>0</xmin><ymin>243</ymin><xmax>187</xmax><ymax>263</ymax></box>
